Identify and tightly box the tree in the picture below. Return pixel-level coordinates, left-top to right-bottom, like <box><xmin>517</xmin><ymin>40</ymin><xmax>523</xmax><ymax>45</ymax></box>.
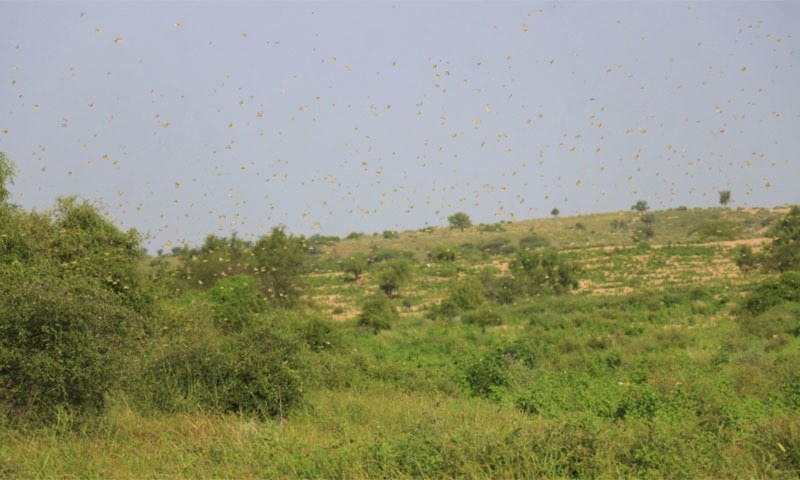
<box><xmin>761</xmin><ymin>206</ymin><xmax>800</xmax><ymax>272</ymax></box>
<box><xmin>448</xmin><ymin>212</ymin><xmax>472</xmax><ymax>232</ymax></box>
<box><xmin>550</xmin><ymin>208</ymin><xmax>560</xmax><ymax>218</ymax></box>
<box><xmin>342</xmin><ymin>256</ymin><xmax>367</xmax><ymax>282</ymax></box>
<box><xmin>252</xmin><ymin>227</ymin><xmax>308</xmax><ymax>304</ymax></box>
<box><xmin>509</xmin><ymin>249</ymin><xmax>580</xmax><ymax>296</ymax></box>
<box><xmin>0</xmin><ymin>152</ymin><xmax>14</xmax><ymax>205</ymax></box>
<box><xmin>378</xmin><ymin>257</ymin><xmax>414</xmax><ymax>298</ymax></box>
<box><xmin>719</xmin><ymin>190</ymin><xmax>732</xmax><ymax>207</ymax></box>
<box><xmin>631</xmin><ymin>200</ymin><xmax>650</xmax><ymax>212</ymax></box>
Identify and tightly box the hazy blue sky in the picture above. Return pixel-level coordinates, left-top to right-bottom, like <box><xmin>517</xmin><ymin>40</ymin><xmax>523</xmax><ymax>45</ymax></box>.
<box><xmin>1</xmin><ymin>1</ymin><xmax>798</xmax><ymax>251</ymax></box>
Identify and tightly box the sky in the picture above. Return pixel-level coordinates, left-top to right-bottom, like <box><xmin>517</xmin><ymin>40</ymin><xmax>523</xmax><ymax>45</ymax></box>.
<box><xmin>1</xmin><ymin>1</ymin><xmax>799</xmax><ymax>252</ymax></box>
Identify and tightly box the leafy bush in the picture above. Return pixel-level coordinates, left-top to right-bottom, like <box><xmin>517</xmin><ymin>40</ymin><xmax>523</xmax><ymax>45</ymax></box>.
<box><xmin>460</xmin><ymin>349</ymin><xmax>510</xmax><ymax>398</ymax></box>
<box><xmin>518</xmin><ymin>233</ymin><xmax>551</xmax><ymax>250</ymax></box>
<box><xmin>342</xmin><ymin>256</ymin><xmax>367</xmax><ymax>282</ymax></box>
<box><xmin>0</xmin><ymin>265</ymin><xmax>141</xmax><ymax>422</ymax></box>
<box><xmin>462</xmin><ymin>307</ymin><xmax>503</xmax><ymax>328</ymax></box>
<box><xmin>252</xmin><ymin>227</ymin><xmax>308</xmax><ymax>305</ymax></box>
<box><xmin>144</xmin><ymin>324</ymin><xmax>301</xmax><ymax>419</ymax></box>
<box><xmin>739</xmin><ymin>302</ymin><xmax>800</xmax><ymax>339</ymax></box>
<box><xmin>378</xmin><ymin>258</ymin><xmax>414</xmax><ymax>298</ymax></box>
<box><xmin>428</xmin><ymin>245</ymin><xmax>459</xmax><ymax>262</ymax></box>
<box><xmin>208</xmin><ymin>275</ymin><xmax>268</xmax><ymax>332</ymax></box>
<box><xmin>739</xmin><ymin>271</ymin><xmax>800</xmax><ymax>316</ymax></box>
<box><xmin>436</xmin><ymin>277</ymin><xmax>487</xmax><ymax>319</ymax></box>
<box><xmin>733</xmin><ymin>245</ymin><xmax>759</xmax><ymax>272</ymax></box>
<box><xmin>761</xmin><ymin>206</ymin><xmax>800</xmax><ymax>272</ymax></box>
<box><xmin>477</xmin><ymin>222</ymin><xmax>506</xmax><ymax>232</ymax></box>
<box><xmin>475</xmin><ymin>238</ymin><xmax>511</xmax><ymax>256</ymax></box>
<box><xmin>383</xmin><ymin>230</ymin><xmax>400</xmax><ymax>239</ymax></box>
<box><xmin>358</xmin><ymin>295</ymin><xmax>399</xmax><ymax>333</ymax></box>
<box><xmin>509</xmin><ymin>249</ymin><xmax>580</xmax><ymax>296</ymax></box>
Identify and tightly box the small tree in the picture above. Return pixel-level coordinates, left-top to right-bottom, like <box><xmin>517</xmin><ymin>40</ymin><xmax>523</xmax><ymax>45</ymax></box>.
<box><xmin>252</xmin><ymin>227</ymin><xmax>308</xmax><ymax>305</ymax></box>
<box><xmin>719</xmin><ymin>190</ymin><xmax>732</xmax><ymax>208</ymax></box>
<box><xmin>342</xmin><ymin>256</ymin><xmax>367</xmax><ymax>282</ymax></box>
<box><xmin>378</xmin><ymin>258</ymin><xmax>413</xmax><ymax>298</ymax></box>
<box><xmin>0</xmin><ymin>152</ymin><xmax>14</xmax><ymax>205</ymax></box>
<box><xmin>448</xmin><ymin>212</ymin><xmax>472</xmax><ymax>232</ymax></box>
<box><xmin>631</xmin><ymin>200</ymin><xmax>650</xmax><ymax>212</ymax></box>
<box><xmin>358</xmin><ymin>295</ymin><xmax>399</xmax><ymax>333</ymax></box>
<box><xmin>550</xmin><ymin>208</ymin><xmax>560</xmax><ymax>218</ymax></box>
<box><xmin>761</xmin><ymin>206</ymin><xmax>800</xmax><ymax>272</ymax></box>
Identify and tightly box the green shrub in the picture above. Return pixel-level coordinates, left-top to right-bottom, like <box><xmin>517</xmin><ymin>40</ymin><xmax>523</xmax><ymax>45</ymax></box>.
<box><xmin>761</xmin><ymin>206</ymin><xmax>800</xmax><ymax>272</ymax></box>
<box><xmin>509</xmin><ymin>249</ymin><xmax>580</xmax><ymax>296</ymax></box>
<box><xmin>475</xmin><ymin>238</ymin><xmax>511</xmax><ymax>256</ymax></box>
<box><xmin>346</xmin><ymin>231</ymin><xmax>365</xmax><ymax>240</ymax></box>
<box><xmin>462</xmin><ymin>307</ymin><xmax>503</xmax><ymax>328</ymax></box>
<box><xmin>378</xmin><ymin>258</ymin><xmax>414</xmax><ymax>298</ymax></box>
<box><xmin>740</xmin><ymin>271</ymin><xmax>800</xmax><ymax>316</ymax></box>
<box><xmin>734</xmin><ymin>245</ymin><xmax>759</xmax><ymax>272</ymax></box>
<box><xmin>0</xmin><ymin>265</ymin><xmax>140</xmax><ymax>421</ymax></box>
<box><xmin>144</xmin><ymin>324</ymin><xmax>301</xmax><ymax>419</ymax></box>
<box><xmin>383</xmin><ymin>230</ymin><xmax>400</xmax><ymax>239</ymax></box>
<box><xmin>342</xmin><ymin>256</ymin><xmax>367</xmax><ymax>282</ymax></box>
<box><xmin>252</xmin><ymin>227</ymin><xmax>308</xmax><ymax>305</ymax></box>
<box><xmin>358</xmin><ymin>295</ymin><xmax>399</xmax><ymax>333</ymax></box>
<box><xmin>437</xmin><ymin>277</ymin><xmax>487</xmax><ymax>319</ymax></box>
<box><xmin>477</xmin><ymin>222</ymin><xmax>506</xmax><ymax>232</ymax></box>
<box><xmin>207</xmin><ymin>275</ymin><xmax>268</xmax><ymax>332</ymax></box>
<box><xmin>739</xmin><ymin>302</ymin><xmax>800</xmax><ymax>338</ymax></box>
<box><xmin>428</xmin><ymin>245</ymin><xmax>459</xmax><ymax>262</ymax></box>
<box><xmin>518</xmin><ymin>234</ymin><xmax>551</xmax><ymax>250</ymax></box>
<box><xmin>460</xmin><ymin>350</ymin><xmax>510</xmax><ymax>398</ymax></box>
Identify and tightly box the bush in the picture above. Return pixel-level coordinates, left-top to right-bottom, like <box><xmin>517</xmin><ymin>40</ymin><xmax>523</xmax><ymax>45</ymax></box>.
<box><xmin>383</xmin><ymin>230</ymin><xmax>400</xmax><ymax>239</ymax></box>
<box><xmin>476</xmin><ymin>238</ymin><xmax>511</xmax><ymax>256</ymax></box>
<box><xmin>358</xmin><ymin>295</ymin><xmax>399</xmax><ymax>333</ymax></box>
<box><xmin>761</xmin><ymin>206</ymin><xmax>800</xmax><ymax>272</ymax></box>
<box><xmin>462</xmin><ymin>307</ymin><xmax>503</xmax><ymax>328</ymax></box>
<box><xmin>478</xmin><ymin>222</ymin><xmax>506</xmax><ymax>232</ymax></box>
<box><xmin>378</xmin><ymin>258</ymin><xmax>414</xmax><ymax>298</ymax></box>
<box><xmin>509</xmin><ymin>249</ymin><xmax>580</xmax><ymax>296</ymax></box>
<box><xmin>252</xmin><ymin>227</ymin><xmax>308</xmax><ymax>305</ymax></box>
<box><xmin>437</xmin><ymin>277</ymin><xmax>487</xmax><ymax>319</ymax></box>
<box><xmin>518</xmin><ymin>234</ymin><xmax>551</xmax><ymax>250</ymax></box>
<box><xmin>428</xmin><ymin>245</ymin><xmax>459</xmax><ymax>262</ymax></box>
<box><xmin>208</xmin><ymin>275</ymin><xmax>268</xmax><ymax>332</ymax></box>
<box><xmin>460</xmin><ymin>349</ymin><xmax>510</xmax><ymax>398</ymax></box>
<box><xmin>144</xmin><ymin>324</ymin><xmax>301</xmax><ymax>419</ymax></box>
<box><xmin>739</xmin><ymin>271</ymin><xmax>800</xmax><ymax>316</ymax></box>
<box><xmin>734</xmin><ymin>245</ymin><xmax>759</xmax><ymax>272</ymax></box>
<box><xmin>0</xmin><ymin>265</ymin><xmax>140</xmax><ymax>421</ymax></box>
<box><xmin>342</xmin><ymin>256</ymin><xmax>367</xmax><ymax>282</ymax></box>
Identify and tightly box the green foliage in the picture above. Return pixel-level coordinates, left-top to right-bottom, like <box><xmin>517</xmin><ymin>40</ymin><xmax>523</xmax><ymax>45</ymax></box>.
<box><xmin>436</xmin><ymin>277</ymin><xmax>487</xmax><ymax>319</ymax></box>
<box><xmin>631</xmin><ymin>200</ymin><xmax>650</xmax><ymax>212</ymax></box>
<box><xmin>518</xmin><ymin>233</ymin><xmax>550</xmax><ymax>250</ymax></box>
<box><xmin>509</xmin><ymin>249</ymin><xmax>580</xmax><ymax>296</ymax></box>
<box><xmin>0</xmin><ymin>265</ymin><xmax>140</xmax><ymax>421</ymax></box>
<box><xmin>382</xmin><ymin>230</ymin><xmax>400</xmax><ymax>239</ymax></box>
<box><xmin>611</xmin><ymin>218</ymin><xmax>628</xmax><ymax>230</ymax></box>
<box><xmin>475</xmin><ymin>238</ymin><xmax>511</xmax><ymax>256</ymax></box>
<box><xmin>734</xmin><ymin>245</ymin><xmax>759</xmax><ymax>272</ymax></box>
<box><xmin>461</xmin><ymin>307</ymin><xmax>503</xmax><ymax>328</ymax></box>
<box><xmin>177</xmin><ymin>234</ymin><xmax>254</xmax><ymax>289</ymax></box>
<box><xmin>0</xmin><ymin>152</ymin><xmax>14</xmax><ymax>205</ymax></box>
<box><xmin>358</xmin><ymin>295</ymin><xmax>399</xmax><ymax>333</ymax></box>
<box><xmin>447</xmin><ymin>212</ymin><xmax>472</xmax><ymax>231</ymax></box>
<box><xmin>428</xmin><ymin>245</ymin><xmax>459</xmax><ymax>262</ymax></box>
<box><xmin>477</xmin><ymin>222</ymin><xmax>505</xmax><ymax>232</ymax></box>
<box><xmin>307</xmin><ymin>234</ymin><xmax>339</xmax><ymax>254</ymax></box>
<box><xmin>551</xmin><ymin>208</ymin><xmax>560</xmax><ymax>217</ymax></box>
<box><xmin>346</xmin><ymin>232</ymin><xmax>365</xmax><ymax>240</ymax></box>
<box><xmin>378</xmin><ymin>258</ymin><xmax>414</xmax><ymax>298</ymax></box>
<box><xmin>460</xmin><ymin>349</ymin><xmax>510</xmax><ymax>398</ymax></box>
<box><xmin>739</xmin><ymin>271</ymin><xmax>800</xmax><ymax>316</ymax></box>
<box><xmin>693</xmin><ymin>218</ymin><xmax>741</xmax><ymax>241</ymax></box>
<box><xmin>145</xmin><ymin>324</ymin><xmax>301</xmax><ymax>419</ymax></box>
<box><xmin>0</xmin><ymin>197</ymin><xmax>151</xmax><ymax>422</ymax></box>
<box><xmin>719</xmin><ymin>190</ymin><xmax>732</xmax><ymax>207</ymax></box>
<box><xmin>761</xmin><ymin>206</ymin><xmax>800</xmax><ymax>272</ymax></box>
<box><xmin>207</xmin><ymin>275</ymin><xmax>268</xmax><ymax>332</ymax></box>
<box><xmin>252</xmin><ymin>227</ymin><xmax>308</xmax><ymax>305</ymax></box>
<box><xmin>342</xmin><ymin>256</ymin><xmax>367</xmax><ymax>281</ymax></box>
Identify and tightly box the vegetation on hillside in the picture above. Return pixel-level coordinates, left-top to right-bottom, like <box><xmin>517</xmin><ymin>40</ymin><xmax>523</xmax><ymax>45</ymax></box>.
<box><xmin>1</xmin><ymin>153</ymin><xmax>799</xmax><ymax>477</ymax></box>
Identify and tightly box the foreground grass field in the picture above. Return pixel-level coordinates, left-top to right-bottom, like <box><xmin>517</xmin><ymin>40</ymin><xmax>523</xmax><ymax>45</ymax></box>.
<box><xmin>2</xmin><ymin>205</ymin><xmax>799</xmax><ymax>478</ymax></box>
